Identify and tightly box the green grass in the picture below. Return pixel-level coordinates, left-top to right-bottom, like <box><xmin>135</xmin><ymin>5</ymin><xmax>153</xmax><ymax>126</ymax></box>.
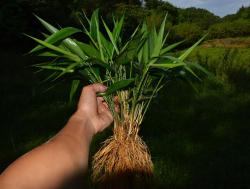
<box><xmin>142</xmin><ymin>78</ymin><xmax>250</xmax><ymax>188</ymax></box>
<box><xmin>187</xmin><ymin>46</ymin><xmax>250</xmax><ymax>91</ymax></box>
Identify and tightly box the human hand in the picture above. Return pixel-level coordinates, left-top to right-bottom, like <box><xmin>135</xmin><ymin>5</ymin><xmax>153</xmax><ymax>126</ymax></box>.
<box><xmin>74</xmin><ymin>83</ymin><xmax>113</xmax><ymax>135</ymax></box>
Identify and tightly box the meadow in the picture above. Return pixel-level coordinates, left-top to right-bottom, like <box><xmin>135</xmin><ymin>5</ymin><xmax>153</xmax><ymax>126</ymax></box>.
<box><xmin>1</xmin><ymin>40</ymin><xmax>250</xmax><ymax>188</ymax></box>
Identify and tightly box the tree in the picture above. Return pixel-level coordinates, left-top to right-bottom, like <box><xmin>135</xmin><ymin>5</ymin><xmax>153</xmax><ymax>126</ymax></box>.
<box><xmin>169</xmin><ymin>23</ymin><xmax>203</xmax><ymax>46</ymax></box>
<box><xmin>178</xmin><ymin>7</ymin><xmax>221</xmax><ymax>29</ymax></box>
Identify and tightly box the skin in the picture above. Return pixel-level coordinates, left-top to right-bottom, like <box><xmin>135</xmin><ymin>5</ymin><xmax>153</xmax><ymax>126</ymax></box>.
<box><xmin>0</xmin><ymin>83</ymin><xmax>114</xmax><ymax>189</ymax></box>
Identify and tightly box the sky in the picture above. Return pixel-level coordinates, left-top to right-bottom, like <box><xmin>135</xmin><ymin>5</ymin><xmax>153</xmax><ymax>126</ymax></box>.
<box><xmin>165</xmin><ymin>0</ymin><xmax>250</xmax><ymax>17</ymax></box>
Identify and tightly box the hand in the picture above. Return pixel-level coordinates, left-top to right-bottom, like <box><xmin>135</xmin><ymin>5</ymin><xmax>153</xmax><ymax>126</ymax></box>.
<box><xmin>74</xmin><ymin>83</ymin><xmax>113</xmax><ymax>135</ymax></box>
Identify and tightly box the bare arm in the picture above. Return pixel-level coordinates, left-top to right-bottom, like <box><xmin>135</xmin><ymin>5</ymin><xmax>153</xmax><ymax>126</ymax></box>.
<box><xmin>0</xmin><ymin>84</ymin><xmax>113</xmax><ymax>189</ymax></box>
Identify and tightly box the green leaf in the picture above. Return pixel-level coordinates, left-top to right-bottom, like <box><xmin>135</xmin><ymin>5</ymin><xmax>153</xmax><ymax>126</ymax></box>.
<box><xmin>152</xmin><ymin>14</ymin><xmax>167</xmax><ymax>58</ymax></box>
<box><xmin>38</xmin><ymin>51</ymin><xmax>60</xmax><ymax>57</ymax></box>
<box><xmin>94</xmin><ymin>12</ymin><xmax>105</xmax><ymax>61</ymax></box>
<box><xmin>150</xmin><ymin>63</ymin><xmax>185</xmax><ymax>69</ymax></box>
<box><xmin>98</xmin><ymin>79</ymin><xmax>135</xmax><ymax>96</ymax></box>
<box><xmin>69</xmin><ymin>80</ymin><xmax>80</xmax><ymax>104</ymax></box>
<box><xmin>160</xmin><ymin>40</ymin><xmax>185</xmax><ymax>55</ymax></box>
<box><xmin>75</xmin><ymin>41</ymin><xmax>100</xmax><ymax>58</ymax></box>
<box><xmin>179</xmin><ymin>34</ymin><xmax>207</xmax><ymax>61</ymax></box>
<box><xmin>87</xmin><ymin>58</ymin><xmax>113</xmax><ymax>70</ymax></box>
<box><xmin>90</xmin><ymin>9</ymin><xmax>99</xmax><ymax>41</ymax></box>
<box><xmin>116</xmin><ymin>33</ymin><xmax>146</xmax><ymax>65</ymax></box>
<box><xmin>187</xmin><ymin>62</ymin><xmax>212</xmax><ymax>77</ymax></box>
<box><xmin>102</xmin><ymin>18</ymin><xmax>119</xmax><ymax>54</ymax></box>
<box><xmin>113</xmin><ymin>15</ymin><xmax>124</xmax><ymax>42</ymax></box>
<box><xmin>184</xmin><ymin>65</ymin><xmax>201</xmax><ymax>81</ymax></box>
<box><xmin>34</xmin><ymin>14</ymin><xmax>58</xmax><ymax>33</ymax></box>
<box><xmin>35</xmin><ymin>15</ymin><xmax>86</xmax><ymax>59</ymax></box>
<box><xmin>34</xmin><ymin>65</ymin><xmax>72</xmax><ymax>72</ymax></box>
<box><xmin>30</xmin><ymin>27</ymin><xmax>81</xmax><ymax>53</ymax></box>
<box><xmin>26</xmin><ymin>35</ymin><xmax>81</xmax><ymax>62</ymax></box>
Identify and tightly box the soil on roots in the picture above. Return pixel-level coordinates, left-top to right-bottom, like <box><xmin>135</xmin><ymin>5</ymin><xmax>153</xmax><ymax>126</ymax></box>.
<box><xmin>92</xmin><ymin>126</ymin><xmax>153</xmax><ymax>189</ymax></box>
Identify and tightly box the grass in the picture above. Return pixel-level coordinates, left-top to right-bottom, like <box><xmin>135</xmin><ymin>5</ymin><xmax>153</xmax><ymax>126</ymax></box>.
<box><xmin>187</xmin><ymin>46</ymin><xmax>250</xmax><ymax>91</ymax></box>
<box><xmin>1</xmin><ymin>43</ymin><xmax>250</xmax><ymax>188</ymax></box>
<box><xmin>140</xmin><ymin>78</ymin><xmax>250</xmax><ymax>188</ymax></box>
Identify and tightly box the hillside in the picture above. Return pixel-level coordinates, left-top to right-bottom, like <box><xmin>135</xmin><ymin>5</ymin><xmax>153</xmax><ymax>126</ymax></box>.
<box><xmin>201</xmin><ymin>37</ymin><xmax>250</xmax><ymax>48</ymax></box>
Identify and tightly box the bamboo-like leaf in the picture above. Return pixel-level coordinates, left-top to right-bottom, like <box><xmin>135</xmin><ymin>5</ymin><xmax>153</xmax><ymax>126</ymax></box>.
<box><xmin>121</xmin><ymin>24</ymin><xmax>140</xmax><ymax>53</ymax></box>
<box><xmin>90</xmin><ymin>9</ymin><xmax>99</xmax><ymax>41</ymax></box>
<box><xmin>35</xmin><ymin>15</ymin><xmax>86</xmax><ymax>59</ymax></box>
<box><xmin>160</xmin><ymin>40</ymin><xmax>185</xmax><ymax>55</ymax></box>
<box><xmin>30</xmin><ymin>27</ymin><xmax>81</xmax><ymax>53</ymax></box>
<box><xmin>54</xmin><ymin>62</ymin><xmax>80</xmax><ymax>80</ymax></box>
<box><xmin>69</xmin><ymin>80</ymin><xmax>80</xmax><ymax>104</ymax></box>
<box><xmin>151</xmin><ymin>14</ymin><xmax>167</xmax><ymax>58</ymax></box>
<box><xmin>102</xmin><ymin>18</ymin><xmax>119</xmax><ymax>54</ymax></box>
<box><xmin>38</xmin><ymin>51</ymin><xmax>60</xmax><ymax>57</ymax></box>
<box><xmin>99</xmin><ymin>31</ymin><xmax>113</xmax><ymax>59</ymax></box>
<box><xmin>94</xmin><ymin>13</ymin><xmax>104</xmax><ymax>61</ymax></box>
<box><xmin>113</xmin><ymin>15</ymin><xmax>124</xmax><ymax>42</ymax></box>
<box><xmin>75</xmin><ymin>41</ymin><xmax>100</xmax><ymax>58</ymax></box>
<box><xmin>187</xmin><ymin>62</ymin><xmax>212</xmax><ymax>77</ymax></box>
<box><xmin>26</xmin><ymin>35</ymin><xmax>81</xmax><ymax>62</ymax></box>
<box><xmin>98</xmin><ymin>79</ymin><xmax>134</xmax><ymax>96</ymax></box>
<box><xmin>34</xmin><ymin>65</ymin><xmax>73</xmax><ymax>72</ymax></box>
<box><xmin>150</xmin><ymin>63</ymin><xmax>185</xmax><ymax>69</ymax></box>
<box><xmin>34</xmin><ymin>14</ymin><xmax>58</xmax><ymax>33</ymax></box>
<box><xmin>116</xmin><ymin>33</ymin><xmax>146</xmax><ymax>65</ymax></box>
<box><xmin>87</xmin><ymin>58</ymin><xmax>113</xmax><ymax>70</ymax></box>
<box><xmin>179</xmin><ymin>34</ymin><xmax>207</xmax><ymax>61</ymax></box>
<box><xmin>184</xmin><ymin>66</ymin><xmax>201</xmax><ymax>81</ymax></box>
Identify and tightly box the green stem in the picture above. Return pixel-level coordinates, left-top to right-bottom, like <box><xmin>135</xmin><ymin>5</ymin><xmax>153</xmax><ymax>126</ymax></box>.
<box><xmin>142</xmin><ymin>75</ymin><xmax>164</xmax><ymax>118</ymax></box>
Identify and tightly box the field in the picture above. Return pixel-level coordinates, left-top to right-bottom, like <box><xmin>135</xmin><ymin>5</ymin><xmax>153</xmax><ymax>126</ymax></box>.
<box><xmin>1</xmin><ymin>41</ymin><xmax>250</xmax><ymax>188</ymax></box>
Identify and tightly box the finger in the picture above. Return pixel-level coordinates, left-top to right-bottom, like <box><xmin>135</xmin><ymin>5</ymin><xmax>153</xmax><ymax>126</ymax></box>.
<box><xmin>103</xmin><ymin>102</ymin><xmax>109</xmax><ymax>109</ymax></box>
<box><xmin>78</xmin><ymin>83</ymin><xmax>107</xmax><ymax>112</ymax></box>
<box><xmin>90</xmin><ymin>83</ymin><xmax>107</xmax><ymax>93</ymax></box>
<box><xmin>97</xmin><ymin>97</ymin><xmax>106</xmax><ymax>114</ymax></box>
<box><xmin>82</xmin><ymin>83</ymin><xmax>107</xmax><ymax>101</ymax></box>
<box><xmin>98</xmin><ymin>101</ymin><xmax>109</xmax><ymax>114</ymax></box>
<box><xmin>97</xmin><ymin>110</ymin><xmax>113</xmax><ymax>132</ymax></box>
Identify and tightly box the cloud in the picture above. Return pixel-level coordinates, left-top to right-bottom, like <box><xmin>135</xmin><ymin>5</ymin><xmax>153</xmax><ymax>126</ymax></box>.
<box><xmin>166</xmin><ymin>0</ymin><xmax>250</xmax><ymax>17</ymax></box>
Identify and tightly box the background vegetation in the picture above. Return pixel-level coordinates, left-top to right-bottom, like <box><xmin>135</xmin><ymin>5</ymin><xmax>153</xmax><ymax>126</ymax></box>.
<box><xmin>1</xmin><ymin>0</ymin><xmax>250</xmax><ymax>188</ymax></box>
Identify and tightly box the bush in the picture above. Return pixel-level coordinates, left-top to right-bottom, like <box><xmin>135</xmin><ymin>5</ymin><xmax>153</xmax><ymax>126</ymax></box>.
<box><xmin>209</xmin><ymin>19</ymin><xmax>250</xmax><ymax>39</ymax></box>
<box><xmin>178</xmin><ymin>7</ymin><xmax>221</xmax><ymax>29</ymax></box>
<box><xmin>168</xmin><ymin>23</ymin><xmax>203</xmax><ymax>46</ymax></box>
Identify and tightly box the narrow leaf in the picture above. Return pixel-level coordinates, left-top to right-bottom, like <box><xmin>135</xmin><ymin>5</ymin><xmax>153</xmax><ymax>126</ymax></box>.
<box><xmin>98</xmin><ymin>79</ymin><xmax>134</xmax><ymax>96</ymax></box>
<box><xmin>30</xmin><ymin>27</ymin><xmax>81</xmax><ymax>53</ymax></box>
<box><xmin>160</xmin><ymin>40</ymin><xmax>185</xmax><ymax>55</ymax></box>
<box><xmin>69</xmin><ymin>80</ymin><xmax>80</xmax><ymax>104</ymax></box>
<box><xmin>179</xmin><ymin>34</ymin><xmax>207</xmax><ymax>61</ymax></box>
<box><xmin>26</xmin><ymin>35</ymin><xmax>81</xmax><ymax>62</ymax></box>
<box><xmin>35</xmin><ymin>15</ymin><xmax>86</xmax><ymax>59</ymax></box>
<box><xmin>150</xmin><ymin>63</ymin><xmax>185</xmax><ymax>69</ymax></box>
<box><xmin>102</xmin><ymin>18</ymin><xmax>119</xmax><ymax>54</ymax></box>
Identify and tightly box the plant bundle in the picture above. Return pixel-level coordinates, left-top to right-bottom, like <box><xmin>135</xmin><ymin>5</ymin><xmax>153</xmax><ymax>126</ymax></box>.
<box><xmin>27</xmin><ymin>10</ymin><xmax>206</xmax><ymax>188</ymax></box>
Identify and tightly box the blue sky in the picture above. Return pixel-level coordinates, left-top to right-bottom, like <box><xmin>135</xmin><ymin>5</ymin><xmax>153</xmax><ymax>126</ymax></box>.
<box><xmin>165</xmin><ymin>0</ymin><xmax>250</xmax><ymax>17</ymax></box>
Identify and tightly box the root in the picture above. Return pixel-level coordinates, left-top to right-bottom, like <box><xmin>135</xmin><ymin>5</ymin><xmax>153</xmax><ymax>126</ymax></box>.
<box><xmin>92</xmin><ymin>126</ymin><xmax>153</xmax><ymax>188</ymax></box>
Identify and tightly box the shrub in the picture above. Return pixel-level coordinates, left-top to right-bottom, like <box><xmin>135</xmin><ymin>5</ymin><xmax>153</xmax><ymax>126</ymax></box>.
<box><xmin>209</xmin><ymin>19</ymin><xmax>250</xmax><ymax>39</ymax></box>
<box><xmin>168</xmin><ymin>23</ymin><xmax>203</xmax><ymax>46</ymax></box>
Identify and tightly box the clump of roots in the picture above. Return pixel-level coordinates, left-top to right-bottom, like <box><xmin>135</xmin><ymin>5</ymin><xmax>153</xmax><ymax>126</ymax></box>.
<box><xmin>92</xmin><ymin>125</ymin><xmax>153</xmax><ymax>189</ymax></box>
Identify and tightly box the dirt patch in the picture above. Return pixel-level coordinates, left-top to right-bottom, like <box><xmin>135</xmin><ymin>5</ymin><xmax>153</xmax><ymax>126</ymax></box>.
<box><xmin>201</xmin><ymin>38</ymin><xmax>250</xmax><ymax>48</ymax></box>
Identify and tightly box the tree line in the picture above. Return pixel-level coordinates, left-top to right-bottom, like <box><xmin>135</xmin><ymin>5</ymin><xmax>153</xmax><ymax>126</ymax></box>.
<box><xmin>1</xmin><ymin>0</ymin><xmax>250</xmax><ymax>51</ymax></box>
